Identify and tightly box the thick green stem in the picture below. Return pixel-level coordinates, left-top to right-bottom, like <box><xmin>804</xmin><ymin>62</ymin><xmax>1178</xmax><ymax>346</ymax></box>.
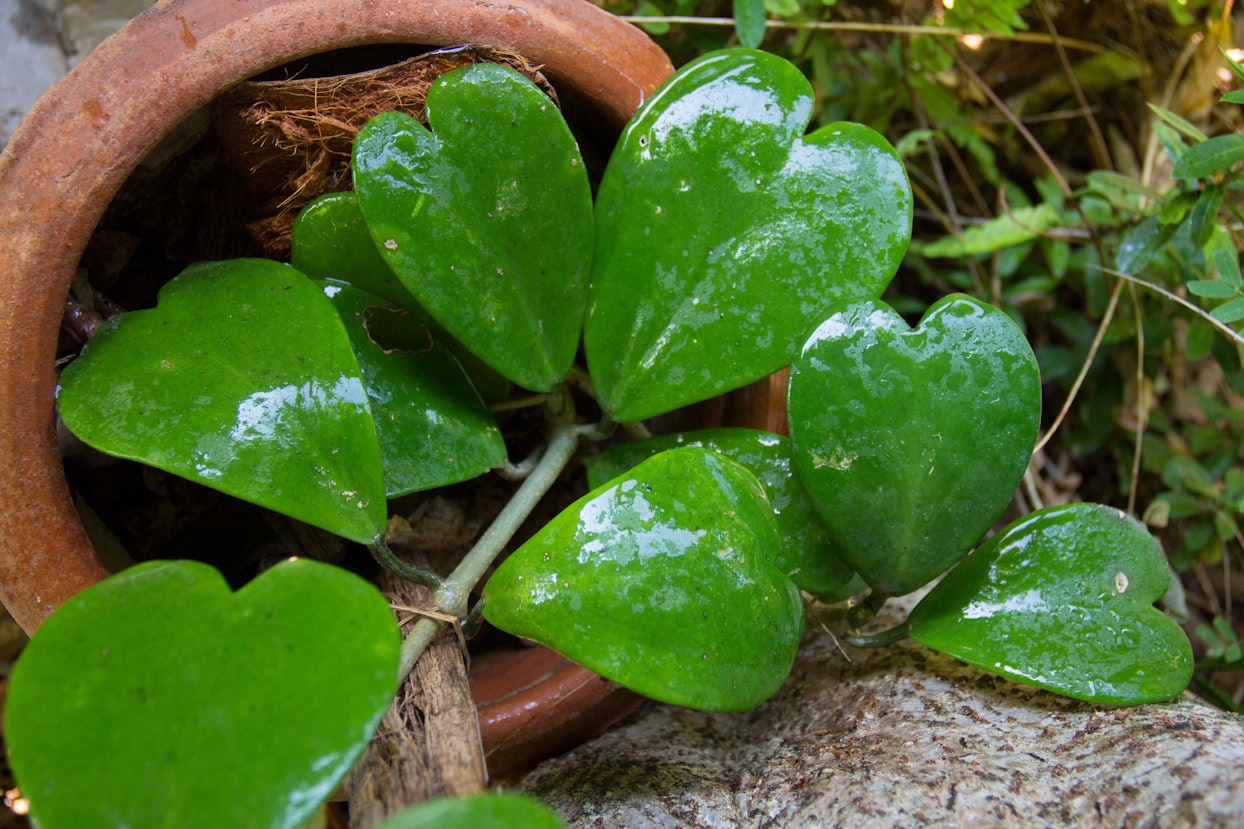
<box><xmin>841</xmin><ymin>621</ymin><xmax>911</xmax><ymax>649</ymax></box>
<box><xmin>433</xmin><ymin>422</ymin><xmax>581</xmax><ymax>618</ymax></box>
<box><xmin>394</xmin><ymin>419</ymin><xmax>583</xmax><ymax>679</ymax></box>
<box><xmin>369</xmin><ymin>536</ymin><xmax>443</xmax><ymax>589</ymax></box>
<box><xmin>398</xmin><ymin>616</ymin><xmax>445</xmax><ymax>678</ymax></box>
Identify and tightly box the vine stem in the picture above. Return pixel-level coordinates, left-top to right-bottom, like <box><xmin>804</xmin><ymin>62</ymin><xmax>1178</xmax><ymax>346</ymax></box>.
<box><xmin>394</xmin><ymin>419</ymin><xmax>583</xmax><ymax>680</ymax></box>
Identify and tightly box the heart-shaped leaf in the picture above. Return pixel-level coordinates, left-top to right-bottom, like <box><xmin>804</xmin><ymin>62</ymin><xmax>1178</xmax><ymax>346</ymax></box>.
<box><xmin>58</xmin><ymin>259</ymin><xmax>387</xmax><ymax>544</ymax></box>
<box><xmin>585</xmin><ymin>48</ymin><xmax>912</xmax><ymax>422</ymax></box>
<box><xmin>292</xmin><ymin>191</ymin><xmax>510</xmax><ymax>404</ymax></box>
<box><xmin>908</xmin><ymin>503</ymin><xmax>1193</xmax><ymax>705</ymax></box>
<box><xmin>585</xmin><ymin>428</ymin><xmax>856</xmax><ymax>598</ymax></box>
<box><xmin>5</xmin><ymin>558</ymin><xmax>399</xmax><ymax>829</ymax></box>
<box><xmin>482</xmin><ymin>447</ymin><xmax>804</xmax><ymax>711</ymax></box>
<box><xmin>292</xmin><ymin>191</ymin><xmax>424</xmax><ymax>310</ymax></box>
<box><xmin>353</xmin><ymin>64</ymin><xmax>593</xmax><ymax>392</ymax></box>
<box><xmin>787</xmin><ymin>294</ymin><xmax>1041</xmax><ymax>596</ymax></box>
<box><xmin>320</xmin><ymin>281</ymin><xmax>506</xmax><ymax>497</ymax></box>
<box><xmin>375</xmin><ymin>793</ymin><xmax>565</xmax><ymax>829</ymax></box>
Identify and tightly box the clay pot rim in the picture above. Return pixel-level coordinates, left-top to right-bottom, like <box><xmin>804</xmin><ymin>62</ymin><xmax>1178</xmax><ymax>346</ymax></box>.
<box><xmin>0</xmin><ymin>0</ymin><xmax>672</xmax><ymax>634</ymax></box>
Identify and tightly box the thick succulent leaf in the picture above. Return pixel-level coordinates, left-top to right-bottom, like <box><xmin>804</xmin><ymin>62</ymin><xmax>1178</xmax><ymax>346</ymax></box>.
<box><xmin>292</xmin><ymin>191</ymin><xmax>422</xmax><ymax>310</ymax></box>
<box><xmin>374</xmin><ymin>793</ymin><xmax>565</xmax><ymax>829</ymax></box>
<box><xmin>291</xmin><ymin>191</ymin><xmax>510</xmax><ymax>404</ymax></box>
<box><xmin>787</xmin><ymin>295</ymin><xmax>1040</xmax><ymax>596</ymax></box>
<box><xmin>585</xmin><ymin>48</ymin><xmax>912</xmax><ymax>422</ymax></box>
<box><xmin>320</xmin><ymin>281</ymin><xmax>506</xmax><ymax>497</ymax></box>
<box><xmin>585</xmin><ymin>428</ymin><xmax>855</xmax><ymax>598</ymax></box>
<box><xmin>482</xmin><ymin>447</ymin><xmax>804</xmax><ymax>711</ymax></box>
<box><xmin>5</xmin><ymin>559</ymin><xmax>398</xmax><ymax>829</ymax></box>
<box><xmin>353</xmin><ymin>64</ymin><xmax>593</xmax><ymax>392</ymax></box>
<box><xmin>908</xmin><ymin>504</ymin><xmax>1194</xmax><ymax>705</ymax></box>
<box><xmin>57</xmin><ymin>259</ymin><xmax>387</xmax><ymax>543</ymax></box>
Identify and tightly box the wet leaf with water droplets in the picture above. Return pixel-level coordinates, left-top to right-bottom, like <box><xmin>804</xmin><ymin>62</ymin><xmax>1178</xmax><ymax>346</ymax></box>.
<box><xmin>908</xmin><ymin>503</ymin><xmax>1193</xmax><ymax>705</ymax></box>
<box><xmin>585</xmin><ymin>48</ymin><xmax>912</xmax><ymax>422</ymax></box>
<box><xmin>584</xmin><ymin>428</ymin><xmax>856</xmax><ymax>598</ymax></box>
<box><xmin>353</xmin><ymin>64</ymin><xmax>593</xmax><ymax>392</ymax></box>
<box><xmin>6</xmin><ymin>559</ymin><xmax>398</xmax><ymax>829</ymax></box>
<box><xmin>482</xmin><ymin>447</ymin><xmax>804</xmax><ymax>711</ymax></box>
<box><xmin>57</xmin><ymin>259</ymin><xmax>387</xmax><ymax>543</ymax></box>
<box><xmin>318</xmin><ymin>281</ymin><xmax>506</xmax><ymax>498</ymax></box>
<box><xmin>787</xmin><ymin>294</ymin><xmax>1040</xmax><ymax>595</ymax></box>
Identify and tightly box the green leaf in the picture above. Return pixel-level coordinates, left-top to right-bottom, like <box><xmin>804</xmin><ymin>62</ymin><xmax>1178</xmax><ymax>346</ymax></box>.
<box><xmin>1211</xmin><ymin>296</ymin><xmax>1244</xmax><ymax>324</ymax></box>
<box><xmin>1211</xmin><ymin>246</ymin><xmax>1243</xmax><ymax>288</ymax></box>
<box><xmin>634</xmin><ymin>0</ymin><xmax>670</xmax><ymax>35</ymax></box>
<box><xmin>1171</xmin><ymin>134</ymin><xmax>1244</xmax><ymax>179</ymax></box>
<box><xmin>1115</xmin><ymin>216</ymin><xmax>1174</xmax><ymax>274</ymax></box>
<box><xmin>292</xmin><ymin>192</ymin><xmax>421</xmax><ymax>310</ymax></box>
<box><xmin>914</xmin><ymin>204</ymin><xmax>1060</xmax><ymax>258</ymax></box>
<box><xmin>585</xmin><ymin>428</ymin><xmax>856</xmax><ymax>598</ymax></box>
<box><xmin>57</xmin><ymin>260</ymin><xmax>387</xmax><ymax>544</ymax></box>
<box><xmin>787</xmin><ymin>295</ymin><xmax>1041</xmax><ymax>596</ymax></box>
<box><xmin>375</xmin><ymin>793</ymin><xmax>565</xmax><ymax>829</ymax></box>
<box><xmin>1220</xmin><ymin>47</ymin><xmax>1244</xmax><ymax>81</ymax></box>
<box><xmin>1189</xmin><ymin>186</ymin><xmax>1224</xmax><ymax>248</ymax></box>
<box><xmin>1221</xmin><ymin>89</ymin><xmax>1244</xmax><ymax>104</ymax></box>
<box><xmin>320</xmin><ymin>282</ymin><xmax>506</xmax><ymax>497</ymax></box>
<box><xmin>1084</xmin><ymin>170</ymin><xmax>1164</xmax><ymax>207</ymax></box>
<box><xmin>1157</xmin><ymin>189</ymin><xmax>1197</xmax><ymax>225</ymax></box>
<box><xmin>908</xmin><ymin>503</ymin><xmax>1194</xmax><ymax>705</ymax></box>
<box><xmin>733</xmin><ymin>0</ymin><xmax>767</xmax><ymax>48</ymax></box>
<box><xmin>291</xmin><ymin>191</ymin><xmax>510</xmax><ymax>404</ymax></box>
<box><xmin>353</xmin><ymin>64</ymin><xmax>593</xmax><ymax>392</ymax></box>
<box><xmin>482</xmin><ymin>447</ymin><xmax>804</xmax><ymax>711</ymax></box>
<box><xmin>1187</xmin><ymin>280</ymin><xmax>1240</xmax><ymax>299</ymax></box>
<box><xmin>6</xmin><ymin>559</ymin><xmax>399</xmax><ymax>829</ymax></box>
<box><xmin>586</xmin><ymin>49</ymin><xmax>912</xmax><ymax>422</ymax></box>
<box><xmin>1147</xmin><ymin>103</ymin><xmax>1209</xmax><ymax>144</ymax></box>
<box><xmin>1152</xmin><ymin>122</ymin><xmax>1189</xmax><ymax>167</ymax></box>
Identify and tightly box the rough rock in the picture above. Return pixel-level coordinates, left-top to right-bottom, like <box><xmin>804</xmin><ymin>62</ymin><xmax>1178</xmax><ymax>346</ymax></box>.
<box><xmin>517</xmin><ymin>630</ymin><xmax>1244</xmax><ymax>828</ymax></box>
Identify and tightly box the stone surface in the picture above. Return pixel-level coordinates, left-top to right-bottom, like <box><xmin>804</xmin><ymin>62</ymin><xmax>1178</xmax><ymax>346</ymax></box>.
<box><xmin>0</xmin><ymin>0</ymin><xmax>152</xmax><ymax>148</ymax></box>
<box><xmin>516</xmin><ymin>628</ymin><xmax>1244</xmax><ymax>828</ymax></box>
<box><xmin>0</xmin><ymin>0</ymin><xmax>67</xmax><ymax>147</ymax></box>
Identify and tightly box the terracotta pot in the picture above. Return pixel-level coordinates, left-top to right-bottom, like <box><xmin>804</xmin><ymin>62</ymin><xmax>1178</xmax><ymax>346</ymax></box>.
<box><xmin>0</xmin><ymin>0</ymin><xmax>672</xmax><ymax>777</ymax></box>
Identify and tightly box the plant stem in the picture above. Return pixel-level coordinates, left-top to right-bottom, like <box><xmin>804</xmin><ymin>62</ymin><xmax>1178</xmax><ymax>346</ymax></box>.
<box><xmin>394</xmin><ymin>418</ymin><xmax>584</xmax><ymax>679</ymax></box>
<box><xmin>398</xmin><ymin>616</ymin><xmax>445</xmax><ymax>678</ymax></box>
<box><xmin>433</xmin><ymin>421</ymin><xmax>581</xmax><ymax>618</ymax></box>
<box><xmin>841</xmin><ymin>622</ymin><xmax>912</xmax><ymax>649</ymax></box>
<box><xmin>369</xmin><ymin>536</ymin><xmax>443</xmax><ymax>589</ymax></box>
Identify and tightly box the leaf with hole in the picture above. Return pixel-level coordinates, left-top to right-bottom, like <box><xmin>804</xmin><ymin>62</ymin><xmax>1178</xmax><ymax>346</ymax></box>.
<box><xmin>908</xmin><ymin>503</ymin><xmax>1193</xmax><ymax>705</ymax></box>
<box><xmin>585</xmin><ymin>49</ymin><xmax>912</xmax><ymax>422</ymax></box>
<box><xmin>585</xmin><ymin>428</ymin><xmax>856</xmax><ymax>598</ymax></box>
<box><xmin>292</xmin><ymin>192</ymin><xmax>510</xmax><ymax>404</ymax></box>
<box><xmin>5</xmin><ymin>559</ymin><xmax>398</xmax><ymax>829</ymax></box>
<box><xmin>57</xmin><ymin>259</ymin><xmax>387</xmax><ymax>544</ymax></box>
<box><xmin>787</xmin><ymin>295</ymin><xmax>1041</xmax><ymax>596</ymax></box>
<box><xmin>320</xmin><ymin>281</ymin><xmax>505</xmax><ymax>497</ymax></box>
<box><xmin>483</xmin><ymin>447</ymin><xmax>804</xmax><ymax>711</ymax></box>
<box><xmin>353</xmin><ymin>63</ymin><xmax>593</xmax><ymax>392</ymax></box>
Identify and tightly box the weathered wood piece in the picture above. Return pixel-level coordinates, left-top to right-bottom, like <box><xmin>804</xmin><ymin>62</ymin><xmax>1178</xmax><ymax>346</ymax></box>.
<box><xmin>347</xmin><ymin>573</ymin><xmax>486</xmax><ymax>829</ymax></box>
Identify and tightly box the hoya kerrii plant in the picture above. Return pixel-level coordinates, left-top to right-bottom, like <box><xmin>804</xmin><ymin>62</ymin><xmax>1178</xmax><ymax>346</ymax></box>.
<box><xmin>8</xmin><ymin>49</ymin><xmax>1193</xmax><ymax>828</ymax></box>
